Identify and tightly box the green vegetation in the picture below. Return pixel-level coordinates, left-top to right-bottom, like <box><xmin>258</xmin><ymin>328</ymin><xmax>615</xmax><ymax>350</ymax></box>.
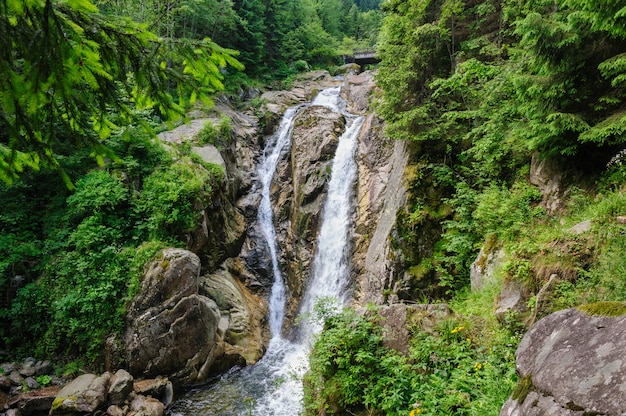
<box><xmin>0</xmin><ymin>0</ymin><xmax>385</xmax><ymax>367</ymax></box>
<box><xmin>306</xmin><ymin>0</ymin><xmax>626</xmax><ymax>413</ymax></box>
<box><xmin>1</xmin><ymin>0</ymin><xmax>385</xmax><ymax>184</ymax></box>
<box><xmin>0</xmin><ymin>0</ymin><xmax>242</xmax><ymax>184</ymax></box>
<box><xmin>511</xmin><ymin>374</ymin><xmax>534</xmax><ymax>403</ymax></box>
<box><xmin>374</xmin><ymin>0</ymin><xmax>626</xmax><ymax>298</ymax></box>
<box><xmin>196</xmin><ymin>116</ymin><xmax>234</xmax><ymax>149</ymax></box>
<box><xmin>0</xmin><ymin>129</ymin><xmax>223</xmax><ymax>365</ymax></box>
<box><xmin>304</xmin><ymin>303</ymin><xmax>518</xmax><ymax>415</ymax></box>
<box><xmin>578</xmin><ymin>301</ymin><xmax>626</xmax><ymax>317</ymax></box>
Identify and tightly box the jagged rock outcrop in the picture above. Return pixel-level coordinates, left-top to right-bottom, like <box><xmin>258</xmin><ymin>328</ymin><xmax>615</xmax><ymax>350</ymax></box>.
<box><xmin>470</xmin><ymin>242</ymin><xmax>505</xmax><ymax>291</ymax></box>
<box><xmin>348</xmin><ymin>72</ymin><xmax>409</xmax><ymax>306</ymax></box>
<box><xmin>341</xmin><ymin>71</ymin><xmax>375</xmax><ymax>115</ymax></box>
<box><xmin>123</xmin><ymin>249</ymin><xmax>221</xmax><ymax>385</ymax></box>
<box><xmin>377</xmin><ymin>303</ymin><xmax>453</xmax><ymax>355</ymax></box>
<box><xmin>530</xmin><ymin>153</ymin><xmax>568</xmax><ymax>215</ymax></box>
<box><xmin>122</xmin><ymin>248</ymin><xmax>267</xmax><ymax>385</ymax></box>
<box><xmin>495</xmin><ymin>279</ymin><xmax>531</xmax><ymax>324</ymax></box>
<box><xmin>273</xmin><ymin>104</ymin><xmax>345</xmax><ymax>330</ymax></box>
<box><xmin>501</xmin><ymin>306</ymin><xmax>626</xmax><ymax>416</ymax></box>
<box><xmin>157</xmin><ymin>100</ymin><xmax>255</xmax><ymax>271</ymax></box>
<box><xmin>258</xmin><ymin>70</ymin><xmax>339</xmax><ymax>135</ymax></box>
<box><xmin>200</xmin><ymin>261</ymin><xmax>269</xmax><ymax>368</ymax></box>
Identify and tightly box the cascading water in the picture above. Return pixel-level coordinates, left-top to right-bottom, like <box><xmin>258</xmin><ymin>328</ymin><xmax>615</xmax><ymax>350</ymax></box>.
<box><xmin>295</xmin><ymin>90</ymin><xmax>364</xmax><ymax>342</ymax></box>
<box><xmin>258</xmin><ymin>106</ymin><xmax>299</xmax><ymax>337</ymax></box>
<box><xmin>167</xmin><ymin>86</ymin><xmax>363</xmax><ymax>416</ymax></box>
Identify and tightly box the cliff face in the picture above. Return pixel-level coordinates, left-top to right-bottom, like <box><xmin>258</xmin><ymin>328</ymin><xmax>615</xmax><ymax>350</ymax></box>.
<box><xmin>121</xmin><ymin>70</ymin><xmax>409</xmax><ymax>384</ymax></box>
<box><xmin>273</xmin><ymin>104</ymin><xmax>345</xmax><ymax>331</ymax></box>
<box><xmin>348</xmin><ymin>72</ymin><xmax>409</xmax><ymax>306</ymax></box>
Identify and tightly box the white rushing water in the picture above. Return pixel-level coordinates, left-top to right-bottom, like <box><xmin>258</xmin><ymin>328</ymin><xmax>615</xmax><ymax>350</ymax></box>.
<box><xmin>167</xmin><ymin>87</ymin><xmax>363</xmax><ymax>416</ymax></box>
<box><xmin>258</xmin><ymin>105</ymin><xmax>300</xmax><ymax>337</ymax></box>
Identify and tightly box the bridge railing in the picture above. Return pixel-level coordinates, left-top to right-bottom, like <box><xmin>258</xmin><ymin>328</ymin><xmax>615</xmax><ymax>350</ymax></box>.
<box><xmin>353</xmin><ymin>49</ymin><xmax>377</xmax><ymax>59</ymax></box>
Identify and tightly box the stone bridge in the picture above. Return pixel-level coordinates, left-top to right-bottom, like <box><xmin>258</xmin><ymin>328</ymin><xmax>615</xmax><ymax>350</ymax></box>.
<box><xmin>343</xmin><ymin>49</ymin><xmax>380</xmax><ymax>66</ymax></box>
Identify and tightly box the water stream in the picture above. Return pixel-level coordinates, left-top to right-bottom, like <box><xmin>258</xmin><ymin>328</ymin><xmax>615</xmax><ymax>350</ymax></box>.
<box><xmin>167</xmin><ymin>87</ymin><xmax>363</xmax><ymax>416</ymax></box>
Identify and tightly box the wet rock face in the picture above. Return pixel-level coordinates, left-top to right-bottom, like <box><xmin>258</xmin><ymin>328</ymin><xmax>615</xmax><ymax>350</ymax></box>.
<box><xmin>501</xmin><ymin>307</ymin><xmax>626</xmax><ymax>415</ymax></box>
<box><xmin>258</xmin><ymin>70</ymin><xmax>338</xmax><ymax>135</ymax></box>
<box><xmin>353</xmin><ymin>117</ymin><xmax>408</xmax><ymax>306</ymax></box>
<box><xmin>200</xmin><ymin>261</ymin><xmax>269</xmax><ymax>366</ymax></box>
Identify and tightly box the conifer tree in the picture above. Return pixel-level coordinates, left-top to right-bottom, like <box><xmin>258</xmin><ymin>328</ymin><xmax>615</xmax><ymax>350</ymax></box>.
<box><xmin>0</xmin><ymin>0</ymin><xmax>242</xmax><ymax>184</ymax></box>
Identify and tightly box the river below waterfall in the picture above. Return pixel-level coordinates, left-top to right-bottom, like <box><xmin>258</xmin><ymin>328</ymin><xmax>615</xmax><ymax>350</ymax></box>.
<box><xmin>166</xmin><ymin>86</ymin><xmax>363</xmax><ymax>416</ymax></box>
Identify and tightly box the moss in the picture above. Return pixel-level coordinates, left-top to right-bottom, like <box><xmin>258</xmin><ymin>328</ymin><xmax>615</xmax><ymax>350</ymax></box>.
<box><xmin>511</xmin><ymin>374</ymin><xmax>533</xmax><ymax>403</ymax></box>
<box><xmin>51</xmin><ymin>396</ymin><xmax>74</xmax><ymax>410</ymax></box>
<box><xmin>577</xmin><ymin>301</ymin><xmax>626</xmax><ymax>317</ymax></box>
<box><xmin>565</xmin><ymin>401</ymin><xmax>584</xmax><ymax>411</ymax></box>
<box><xmin>408</xmin><ymin>262</ymin><xmax>432</xmax><ymax>282</ymax></box>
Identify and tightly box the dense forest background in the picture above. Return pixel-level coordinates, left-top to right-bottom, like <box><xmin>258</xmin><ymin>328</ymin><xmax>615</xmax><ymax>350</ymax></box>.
<box><xmin>0</xmin><ymin>0</ymin><xmax>384</xmax><ymax>368</ymax></box>
<box><xmin>3</xmin><ymin>0</ymin><xmax>626</xmax><ymax>414</ymax></box>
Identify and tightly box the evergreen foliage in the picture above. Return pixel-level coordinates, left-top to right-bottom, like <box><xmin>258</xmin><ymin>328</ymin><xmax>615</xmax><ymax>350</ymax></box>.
<box><xmin>374</xmin><ymin>0</ymin><xmax>626</xmax><ymax>297</ymax></box>
<box><xmin>0</xmin><ymin>0</ymin><xmax>242</xmax><ymax>184</ymax></box>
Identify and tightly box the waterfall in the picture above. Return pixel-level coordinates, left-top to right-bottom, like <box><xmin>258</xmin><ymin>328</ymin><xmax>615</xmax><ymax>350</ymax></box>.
<box><xmin>166</xmin><ymin>87</ymin><xmax>363</xmax><ymax>416</ymax></box>
<box><xmin>257</xmin><ymin>106</ymin><xmax>300</xmax><ymax>338</ymax></box>
<box><xmin>295</xmin><ymin>114</ymin><xmax>364</xmax><ymax>342</ymax></box>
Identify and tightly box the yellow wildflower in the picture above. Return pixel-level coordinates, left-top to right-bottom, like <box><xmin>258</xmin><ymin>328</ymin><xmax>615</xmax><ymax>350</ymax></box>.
<box><xmin>450</xmin><ymin>325</ymin><xmax>465</xmax><ymax>334</ymax></box>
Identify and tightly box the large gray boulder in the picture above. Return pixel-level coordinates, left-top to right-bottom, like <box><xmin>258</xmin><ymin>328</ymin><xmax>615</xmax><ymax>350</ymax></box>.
<box><xmin>501</xmin><ymin>305</ymin><xmax>626</xmax><ymax>415</ymax></box>
<box><xmin>50</xmin><ymin>373</ymin><xmax>111</xmax><ymax>415</ymax></box>
<box><xmin>108</xmin><ymin>370</ymin><xmax>133</xmax><ymax>406</ymax></box>
<box><xmin>122</xmin><ymin>248</ymin><xmax>268</xmax><ymax>385</ymax></box>
<box><xmin>123</xmin><ymin>249</ymin><xmax>222</xmax><ymax>385</ymax></box>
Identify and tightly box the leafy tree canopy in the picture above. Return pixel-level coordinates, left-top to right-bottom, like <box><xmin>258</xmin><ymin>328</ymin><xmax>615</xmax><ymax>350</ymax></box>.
<box><xmin>0</xmin><ymin>0</ymin><xmax>242</xmax><ymax>185</ymax></box>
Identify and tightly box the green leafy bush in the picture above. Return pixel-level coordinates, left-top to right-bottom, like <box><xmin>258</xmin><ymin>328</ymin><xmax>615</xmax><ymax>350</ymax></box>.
<box><xmin>136</xmin><ymin>159</ymin><xmax>215</xmax><ymax>241</ymax></box>
<box><xmin>1</xmin><ymin>132</ymin><xmax>215</xmax><ymax>364</ymax></box>
<box><xmin>473</xmin><ymin>182</ymin><xmax>544</xmax><ymax>242</ymax></box>
<box><xmin>305</xmin><ymin>307</ymin><xmax>518</xmax><ymax>416</ymax></box>
<box><xmin>196</xmin><ymin>115</ymin><xmax>233</xmax><ymax>149</ymax></box>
